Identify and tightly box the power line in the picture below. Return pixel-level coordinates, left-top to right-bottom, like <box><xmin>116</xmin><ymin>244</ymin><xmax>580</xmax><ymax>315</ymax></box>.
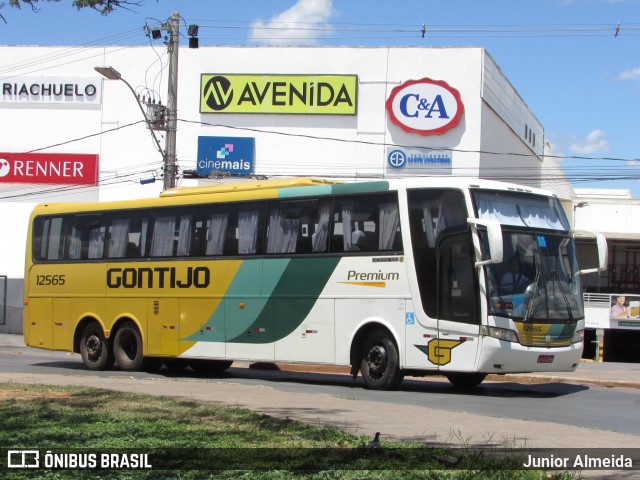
<box><xmin>2</xmin><ymin>114</ymin><xmax>639</xmax><ymax>201</ymax></box>
<box><xmin>176</xmin><ymin>118</ymin><xmax>640</xmax><ymax>164</ymax></box>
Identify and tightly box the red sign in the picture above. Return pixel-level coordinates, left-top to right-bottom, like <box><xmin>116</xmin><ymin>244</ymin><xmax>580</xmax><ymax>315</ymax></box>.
<box><xmin>386</xmin><ymin>78</ymin><xmax>464</xmax><ymax>136</ymax></box>
<box><xmin>0</xmin><ymin>153</ymin><xmax>98</xmax><ymax>185</ymax></box>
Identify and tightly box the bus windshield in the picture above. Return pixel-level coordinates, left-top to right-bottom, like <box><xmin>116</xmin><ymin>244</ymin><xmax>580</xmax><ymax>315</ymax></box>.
<box><xmin>473</xmin><ymin>190</ymin><xmax>582</xmax><ymax>322</ymax></box>
<box><xmin>483</xmin><ymin>231</ymin><xmax>584</xmax><ymax>322</ymax></box>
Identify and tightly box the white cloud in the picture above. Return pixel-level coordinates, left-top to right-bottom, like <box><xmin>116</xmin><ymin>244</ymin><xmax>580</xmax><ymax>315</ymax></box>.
<box><xmin>249</xmin><ymin>0</ymin><xmax>335</xmax><ymax>46</ymax></box>
<box><xmin>569</xmin><ymin>129</ymin><xmax>611</xmax><ymax>154</ymax></box>
<box><xmin>618</xmin><ymin>67</ymin><xmax>640</xmax><ymax>81</ymax></box>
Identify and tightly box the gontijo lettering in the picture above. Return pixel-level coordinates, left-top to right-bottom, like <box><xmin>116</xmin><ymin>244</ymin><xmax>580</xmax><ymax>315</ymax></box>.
<box><xmin>107</xmin><ymin>267</ymin><xmax>210</xmax><ymax>289</ymax></box>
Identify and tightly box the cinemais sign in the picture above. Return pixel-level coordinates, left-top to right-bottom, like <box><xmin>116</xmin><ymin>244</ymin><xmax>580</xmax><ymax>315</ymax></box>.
<box><xmin>200</xmin><ymin>74</ymin><xmax>357</xmax><ymax>115</ymax></box>
<box><xmin>386</xmin><ymin>78</ymin><xmax>464</xmax><ymax>136</ymax></box>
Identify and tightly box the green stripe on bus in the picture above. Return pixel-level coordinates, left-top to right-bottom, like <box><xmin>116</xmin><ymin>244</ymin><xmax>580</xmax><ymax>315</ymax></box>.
<box><xmin>278</xmin><ymin>185</ymin><xmax>334</xmax><ymax>198</ymax></box>
<box><xmin>185</xmin><ymin>257</ymin><xmax>340</xmax><ymax>344</ymax></box>
<box><xmin>330</xmin><ymin>181</ymin><xmax>389</xmax><ymax>195</ymax></box>
<box><xmin>228</xmin><ymin>257</ymin><xmax>340</xmax><ymax>344</ymax></box>
<box><xmin>277</xmin><ymin>181</ymin><xmax>389</xmax><ymax>199</ymax></box>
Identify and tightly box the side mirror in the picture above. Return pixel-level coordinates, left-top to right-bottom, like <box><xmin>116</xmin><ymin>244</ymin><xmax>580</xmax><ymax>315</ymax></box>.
<box><xmin>578</xmin><ymin>232</ymin><xmax>608</xmax><ymax>275</ymax></box>
<box><xmin>468</xmin><ymin>218</ymin><xmax>503</xmax><ymax>267</ymax></box>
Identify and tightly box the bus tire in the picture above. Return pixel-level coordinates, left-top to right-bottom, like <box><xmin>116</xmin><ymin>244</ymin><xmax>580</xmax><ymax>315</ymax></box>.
<box><xmin>446</xmin><ymin>373</ymin><xmax>486</xmax><ymax>389</ymax></box>
<box><xmin>360</xmin><ymin>329</ymin><xmax>404</xmax><ymax>390</ymax></box>
<box><xmin>113</xmin><ymin>321</ymin><xmax>147</xmax><ymax>372</ymax></box>
<box><xmin>79</xmin><ymin>322</ymin><xmax>114</xmax><ymax>371</ymax></box>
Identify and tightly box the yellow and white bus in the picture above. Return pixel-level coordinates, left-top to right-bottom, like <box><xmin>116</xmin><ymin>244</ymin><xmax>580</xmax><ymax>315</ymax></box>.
<box><xmin>23</xmin><ymin>177</ymin><xmax>607</xmax><ymax>389</ymax></box>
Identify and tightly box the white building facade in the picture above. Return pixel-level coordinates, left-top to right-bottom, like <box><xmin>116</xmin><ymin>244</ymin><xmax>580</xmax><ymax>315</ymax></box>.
<box><xmin>0</xmin><ymin>45</ymin><xmax>546</xmax><ymax>332</ymax></box>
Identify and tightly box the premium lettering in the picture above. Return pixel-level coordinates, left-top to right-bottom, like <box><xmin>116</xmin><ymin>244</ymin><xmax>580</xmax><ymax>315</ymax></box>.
<box><xmin>107</xmin><ymin>267</ymin><xmax>210</xmax><ymax>289</ymax></box>
<box><xmin>347</xmin><ymin>270</ymin><xmax>400</xmax><ymax>281</ymax></box>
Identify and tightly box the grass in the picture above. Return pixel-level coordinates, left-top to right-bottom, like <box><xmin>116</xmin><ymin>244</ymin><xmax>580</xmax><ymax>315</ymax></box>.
<box><xmin>0</xmin><ymin>383</ymin><xmax>576</xmax><ymax>479</ymax></box>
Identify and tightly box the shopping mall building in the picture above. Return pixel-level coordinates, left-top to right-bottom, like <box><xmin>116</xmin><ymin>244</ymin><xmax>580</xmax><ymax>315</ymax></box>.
<box><xmin>1</xmin><ymin>44</ymin><xmax>637</xmax><ymax>361</ymax></box>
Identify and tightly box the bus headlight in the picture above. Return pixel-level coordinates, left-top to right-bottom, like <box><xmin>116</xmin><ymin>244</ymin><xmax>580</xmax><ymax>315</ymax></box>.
<box><xmin>482</xmin><ymin>326</ymin><xmax>519</xmax><ymax>343</ymax></box>
<box><xmin>572</xmin><ymin>329</ymin><xmax>584</xmax><ymax>344</ymax></box>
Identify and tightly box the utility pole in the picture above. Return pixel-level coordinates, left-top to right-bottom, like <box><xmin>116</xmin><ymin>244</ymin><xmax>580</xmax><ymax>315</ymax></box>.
<box><xmin>163</xmin><ymin>11</ymin><xmax>180</xmax><ymax>191</ymax></box>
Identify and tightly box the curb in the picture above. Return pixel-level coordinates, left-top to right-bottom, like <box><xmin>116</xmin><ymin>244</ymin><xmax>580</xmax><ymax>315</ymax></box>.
<box><xmin>251</xmin><ymin>362</ymin><xmax>640</xmax><ymax>390</ymax></box>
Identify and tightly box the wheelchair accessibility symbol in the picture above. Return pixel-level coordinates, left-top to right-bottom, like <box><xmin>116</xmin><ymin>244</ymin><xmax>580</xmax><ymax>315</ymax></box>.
<box><xmin>388</xmin><ymin>150</ymin><xmax>407</xmax><ymax>169</ymax></box>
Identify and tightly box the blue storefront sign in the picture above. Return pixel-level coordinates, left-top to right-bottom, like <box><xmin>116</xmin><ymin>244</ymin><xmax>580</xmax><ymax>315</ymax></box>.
<box><xmin>197</xmin><ymin>136</ymin><xmax>255</xmax><ymax>176</ymax></box>
<box><xmin>385</xmin><ymin>147</ymin><xmax>452</xmax><ymax>176</ymax></box>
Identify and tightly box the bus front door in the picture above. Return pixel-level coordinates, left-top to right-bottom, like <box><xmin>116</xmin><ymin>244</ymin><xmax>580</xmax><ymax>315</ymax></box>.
<box><xmin>435</xmin><ymin>231</ymin><xmax>481</xmax><ymax>373</ymax></box>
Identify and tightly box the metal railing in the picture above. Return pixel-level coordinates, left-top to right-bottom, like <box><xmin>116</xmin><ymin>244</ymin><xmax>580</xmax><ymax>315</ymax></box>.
<box><xmin>583</xmin><ymin>292</ymin><xmax>611</xmax><ymax>307</ymax></box>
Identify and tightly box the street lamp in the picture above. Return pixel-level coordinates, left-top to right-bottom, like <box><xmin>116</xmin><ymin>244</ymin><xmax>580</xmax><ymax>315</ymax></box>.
<box><xmin>95</xmin><ymin>66</ymin><xmax>165</xmax><ymax>185</ymax></box>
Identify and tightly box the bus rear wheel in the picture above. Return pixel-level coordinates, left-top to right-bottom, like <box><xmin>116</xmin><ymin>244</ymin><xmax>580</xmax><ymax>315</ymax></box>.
<box><xmin>446</xmin><ymin>373</ymin><xmax>487</xmax><ymax>389</ymax></box>
<box><xmin>113</xmin><ymin>321</ymin><xmax>149</xmax><ymax>372</ymax></box>
<box><xmin>79</xmin><ymin>323</ymin><xmax>114</xmax><ymax>371</ymax></box>
<box><xmin>360</xmin><ymin>329</ymin><xmax>404</xmax><ymax>390</ymax></box>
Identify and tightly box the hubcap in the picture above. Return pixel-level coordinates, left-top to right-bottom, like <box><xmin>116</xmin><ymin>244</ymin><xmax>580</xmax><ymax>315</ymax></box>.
<box><xmin>85</xmin><ymin>335</ymin><xmax>102</xmax><ymax>362</ymax></box>
<box><xmin>366</xmin><ymin>345</ymin><xmax>388</xmax><ymax>378</ymax></box>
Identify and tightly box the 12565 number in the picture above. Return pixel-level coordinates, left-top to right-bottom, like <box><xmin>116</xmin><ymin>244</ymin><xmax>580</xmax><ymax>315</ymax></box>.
<box><xmin>36</xmin><ymin>274</ymin><xmax>66</xmax><ymax>286</ymax></box>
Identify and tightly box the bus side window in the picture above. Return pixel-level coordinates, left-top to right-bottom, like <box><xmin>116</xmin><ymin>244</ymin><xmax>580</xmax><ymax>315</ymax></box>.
<box><xmin>34</xmin><ymin>216</ymin><xmax>67</xmax><ymax>262</ymax></box>
<box><xmin>149</xmin><ymin>207</ymin><xmax>202</xmax><ymax>257</ymax></box>
<box><xmin>107</xmin><ymin>211</ymin><xmax>149</xmax><ymax>259</ymax></box>
<box><xmin>266</xmin><ymin>204</ymin><xmax>300</xmax><ymax>254</ymax></box>
<box><xmin>66</xmin><ymin>214</ymin><xmax>105</xmax><ymax>260</ymax></box>
<box><xmin>311</xmin><ymin>200</ymin><xmax>331</xmax><ymax>253</ymax></box>
<box><xmin>331</xmin><ymin>194</ymin><xmax>399</xmax><ymax>253</ymax></box>
<box><xmin>267</xmin><ymin>198</ymin><xmax>329</xmax><ymax>255</ymax></box>
<box><xmin>204</xmin><ymin>204</ymin><xmax>263</xmax><ymax>257</ymax></box>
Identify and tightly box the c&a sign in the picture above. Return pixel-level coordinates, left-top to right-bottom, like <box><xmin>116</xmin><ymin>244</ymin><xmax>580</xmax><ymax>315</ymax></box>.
<box><xmin>200</xmin><ymin>74</ymin><xmax>357</xmax><ymax>115</ymax></box>
<box><xmin>0</xmin><ymin>153</ymin><xmax>99</xmax><ymax>185</ymax></box>
<box><xmin>386</xmin><ymin>78</ymin><xmax>464</xmax><ymax>136</ymax></box>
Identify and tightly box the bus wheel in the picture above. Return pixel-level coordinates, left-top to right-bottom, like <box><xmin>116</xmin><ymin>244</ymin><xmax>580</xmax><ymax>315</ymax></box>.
<box><xmin>79</xmin><ymin>323</ymin><xmax>114</xmax><ymax>371</ymax></box>
<box><xmin>360</xmin><ymin>329</ymin><xmax>404</xmax><ymax>390</ymax></box>
<box><xmin>446</xmin><ymin>373</ymin><xmax>486</xmax><ymax>389</ymax></box>
<box><xmin>113</xmin><ymin>321</ymin><xmax>146</xmax><ymax>372</ymax></box>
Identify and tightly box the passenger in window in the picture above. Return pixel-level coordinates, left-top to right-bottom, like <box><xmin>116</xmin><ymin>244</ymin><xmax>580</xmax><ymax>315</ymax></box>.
<box><xmin>125</xmin><ymin>242</ymin><xmax>140</xmax><ymax>258</ymax></box>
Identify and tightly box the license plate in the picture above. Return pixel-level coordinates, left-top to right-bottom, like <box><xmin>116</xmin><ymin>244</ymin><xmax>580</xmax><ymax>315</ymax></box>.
<box><xmin>537</xmin><ymin>355</ymin><xmax>554</xmax><ymax>364</ymax></box>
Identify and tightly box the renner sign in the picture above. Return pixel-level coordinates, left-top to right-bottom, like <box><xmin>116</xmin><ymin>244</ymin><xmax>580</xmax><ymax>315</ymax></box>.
<box><xmin>0</xmin><ymin>153</ymin><xmax>99</xmax><ymax>185</ymax></box>
<box><xmin>386</xmin><ymin>78</ymin><xmax>464</xmax><ymax>136</ymax></box>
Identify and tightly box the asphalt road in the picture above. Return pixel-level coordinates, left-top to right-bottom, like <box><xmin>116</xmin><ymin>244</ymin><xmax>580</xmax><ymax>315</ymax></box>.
<box><xmin>3</xmin><ymin>344</ymin><xmax>640</xmax><ymax>452</ymax></box>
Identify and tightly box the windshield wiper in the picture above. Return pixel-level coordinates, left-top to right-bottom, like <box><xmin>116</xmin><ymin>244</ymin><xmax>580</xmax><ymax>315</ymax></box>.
<box><xmin>551</xmin><ymin>269</ymin><xmax>573</xmax><ymax>321</ymax></box>
<box><xmin>523</xmin><ymin>267</ymin><xmax>541</xmax><ymax>322</ymax></box>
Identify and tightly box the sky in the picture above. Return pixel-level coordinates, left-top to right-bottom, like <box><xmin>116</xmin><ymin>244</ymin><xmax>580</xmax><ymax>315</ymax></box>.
<box><xmin>1</xmin><ymin>0</ymin><xmax>640</xmax><ymax>196</ymax></box>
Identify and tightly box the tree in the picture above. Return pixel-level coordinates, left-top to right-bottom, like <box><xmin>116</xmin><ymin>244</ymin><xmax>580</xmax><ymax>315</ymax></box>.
<box><xmin>1</xmin><ymin>0</ymin><xmax>152</xmax><ymax>22</ymax></box>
